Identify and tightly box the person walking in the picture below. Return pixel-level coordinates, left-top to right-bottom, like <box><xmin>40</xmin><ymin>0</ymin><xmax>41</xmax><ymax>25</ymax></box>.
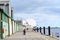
<box><xmin>23</xmin><ymin>29</ymin><xmax>26</xmax><ymax>35</ymax></box>
<box><xmin>23</xmin><ymin>26</ymin><xmax>26</xmax><ymax>35</ymax></box>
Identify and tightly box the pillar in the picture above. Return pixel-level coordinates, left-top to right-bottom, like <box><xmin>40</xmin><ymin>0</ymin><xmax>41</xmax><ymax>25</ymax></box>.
<box><xmin>43</xmin><ymin>27</ymin><xmax>45</xmax><ymax>34</ymax></box>
<box><xmin>48</xmin><ymin>26</ymin><xmax>50</xmax><ymax>36</ymax></box>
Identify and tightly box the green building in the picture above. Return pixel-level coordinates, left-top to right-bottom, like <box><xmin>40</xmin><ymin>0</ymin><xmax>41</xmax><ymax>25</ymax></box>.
<box><xmin>0</xmin><ymin>0</ymin><xmax>22</xmax><ymax>39</ymax></box>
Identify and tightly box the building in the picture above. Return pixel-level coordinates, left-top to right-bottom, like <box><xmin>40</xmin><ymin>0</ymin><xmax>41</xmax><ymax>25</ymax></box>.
<box><xmin>0</xmin><ymin>0</ymin><xmax>11</xmax><ymax>16</ymax></box>
<box><xmin>0</xmin><ymin>0</ymin><xmax>22</xmax><ymax>39</ymax></box>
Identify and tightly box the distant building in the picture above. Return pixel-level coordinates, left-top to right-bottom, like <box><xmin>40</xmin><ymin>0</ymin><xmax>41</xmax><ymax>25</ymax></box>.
<box><xmin>16</xmin><ymin>20</ymin><xmax>22</xmax><ymax>24</ymax></box>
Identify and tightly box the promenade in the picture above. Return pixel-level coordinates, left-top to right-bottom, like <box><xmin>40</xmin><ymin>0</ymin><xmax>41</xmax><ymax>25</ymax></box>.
<box><xmin>1</xmin><ymin>29</ymin><xmax>59</xmax><ymax>40</ymax></box>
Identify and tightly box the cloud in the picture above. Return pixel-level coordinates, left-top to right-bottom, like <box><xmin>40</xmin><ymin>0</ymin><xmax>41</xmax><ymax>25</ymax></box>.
<box><xmin>11</xmin><ymin>0</ymin><xmax>60</xmax><ymax>27</ymax></box>
<box><xmin>14</xmin><ymin>12</ymin><xmax>60</xmax><ymax>27</ymax></box>
<box><xmin>11</xmin><ymin>0</ymin><xmax>60</xmax><ymax>13</ymax></box>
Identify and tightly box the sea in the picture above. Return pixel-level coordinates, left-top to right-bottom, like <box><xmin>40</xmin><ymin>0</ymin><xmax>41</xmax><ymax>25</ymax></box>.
<box><xmin>39</xmin><ymin>28</ymin><xmax>60</xmax><ymax>38</ymax></box>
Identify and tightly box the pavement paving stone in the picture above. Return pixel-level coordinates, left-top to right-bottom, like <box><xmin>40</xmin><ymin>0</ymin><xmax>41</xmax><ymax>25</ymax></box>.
<box><xmin>0</xmin><ymin>30</ymin><xmax>59</xmax><ymax>40</ymax></box>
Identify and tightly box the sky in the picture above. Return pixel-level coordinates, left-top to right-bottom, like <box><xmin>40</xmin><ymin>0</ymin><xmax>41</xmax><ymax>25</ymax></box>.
<box><xmin>11</xmin><ymin>0</ymin><xmax>60</xmax><ymax>27</ymax></box>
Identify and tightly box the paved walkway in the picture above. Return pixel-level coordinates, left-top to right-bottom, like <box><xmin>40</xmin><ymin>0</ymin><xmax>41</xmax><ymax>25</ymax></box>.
<box><xmin>1</xmin><ymin>30</ymin><xmax>59</xmax><ymax>40</ymax></box>
<box><xmin>5</xmin><ymin>31</ymin><xmax>45</xmax><ymax>40</ymax></box>
<box><xmin>4</xmin><ymin>32</ymin><xmax>59</xmax><ymax>40</ymax></box>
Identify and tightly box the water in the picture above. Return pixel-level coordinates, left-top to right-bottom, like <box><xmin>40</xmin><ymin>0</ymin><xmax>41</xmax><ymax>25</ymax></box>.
<box><xmin>40</xmin><ymin>28</ymin><xmax>60</xmax><ymax>38</ymax></box>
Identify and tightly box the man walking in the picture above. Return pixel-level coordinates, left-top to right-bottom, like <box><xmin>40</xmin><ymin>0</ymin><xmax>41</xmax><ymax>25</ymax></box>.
<box><xmin>23</xmin><ymin>26</ymin><xmax>26</xmax><ymax>35</ymax></box>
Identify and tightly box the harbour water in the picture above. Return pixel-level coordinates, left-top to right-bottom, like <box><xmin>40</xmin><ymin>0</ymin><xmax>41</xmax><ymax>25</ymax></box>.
<box><xmin>40</xmin><ymin>28</ymin><xmax>60</xmax><ymax>38</ymax></box>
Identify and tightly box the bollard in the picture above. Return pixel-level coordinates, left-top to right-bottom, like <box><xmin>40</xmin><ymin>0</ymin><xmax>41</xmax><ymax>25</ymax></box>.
<box><xmin>40</xmin><ymin>27</ymin><xmax>41</xmax><ymax>33</ymax></box>
<box><xmin>37</xmin><ymin>27</ymin><xmax>39</xmax><ymax>32</ymax></box>
<box><xmin>43</xmin><ymin>27</ymin><xmax>45</xmax><ymax>34</ymax></box>
<box><xmin>52</xmin><ymin>32</ymin><xmax>55</xmax><ymax>40</ymax></box>
<box><xmin>52</xmin><ymin>32</ymin><xmax>54</xmax><ymax>38</ymax></box>
<box><xmin>48</xmin><ymin>26</ymin><xmax>50</xmax><ymax>36</ymax></box>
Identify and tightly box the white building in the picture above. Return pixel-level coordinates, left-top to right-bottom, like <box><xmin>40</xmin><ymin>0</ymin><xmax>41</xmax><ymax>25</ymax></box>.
<box><xmin>0</xmin><ymin>0</ymin><xmax>11</xmax><ymax>16</ymax></box>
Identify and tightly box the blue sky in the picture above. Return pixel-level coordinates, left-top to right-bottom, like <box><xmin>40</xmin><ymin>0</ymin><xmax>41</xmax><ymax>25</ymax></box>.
<box><xmin>11</xmin><ymin>0</ymin><xmax>60</xmax><ymax>27</ymax></box>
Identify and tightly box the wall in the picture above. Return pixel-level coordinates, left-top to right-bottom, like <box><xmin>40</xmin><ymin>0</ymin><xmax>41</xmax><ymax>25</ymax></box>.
<box><xmin>2</xmin><ymin>13</ymin><xmax>9</xmax><ymax>38</ymax></box>
<box><xmin>9</xmin><ymin>18</ymin><xmax>12</xmax><ymax>35</ymax></box>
